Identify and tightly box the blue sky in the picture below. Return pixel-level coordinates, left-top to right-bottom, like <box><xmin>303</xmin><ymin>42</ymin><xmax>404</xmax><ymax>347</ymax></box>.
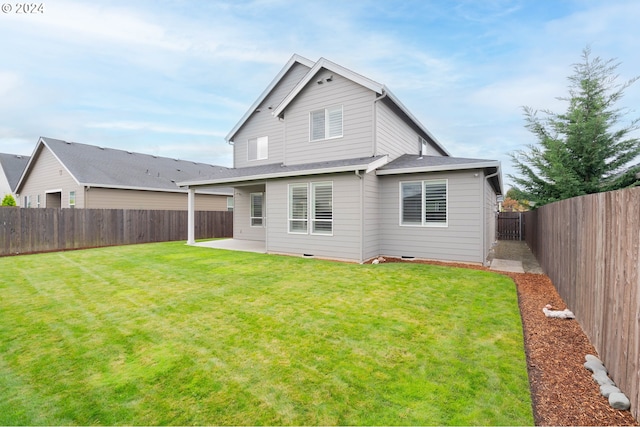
<box><xmin>1</xmin><ymin>0</ymin><xmax>639</xmax><ymax>189</ymax></box>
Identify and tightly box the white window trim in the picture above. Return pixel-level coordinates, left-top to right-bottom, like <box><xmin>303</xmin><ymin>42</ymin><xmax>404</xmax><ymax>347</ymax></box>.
<box><xmin>288</xmin><ymin>181</ymin><xmax>334</xmax><ymax>235</ymax></box>
<box><xmin>69</xmin><ymin>191</ymin><xmax>76</xmax><ymax>208</ymax></box>
<box><xmin>399</xmin><ymin>179</ymin><xmax>448</xmax><ymax>227</ymax></box>
<box><xmin>288</xmin><ymin>183</ymin><xmax>309</xmax><ymax>234</ymax></box>
<box><xmin>309</xmin><ymin>105</ymin><xmax>343</xmax><ymax>142</ymax></box>
<box><xmin>310</xmin><ymin>181</ymin><xmax>333</xmax><ymax>236</ymax></box>
<box><xmin>250</xmin><ymin>192</ymin><xmax>264</xmax><ymax>227</ymax></box>
<box><xmin>248</xmin><ymin>136</ymin><xmax>268</xmax><ymax>161</ymax></box>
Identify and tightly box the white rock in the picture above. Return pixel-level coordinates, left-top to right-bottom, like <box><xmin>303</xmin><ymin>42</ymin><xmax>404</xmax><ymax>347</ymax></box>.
<box><xmin>372</xmin><ymin>259</ymin><xmax>379</xmax><ymax>264</ymax></box>
<box><xmin>600</xmin><ymin>384</ymin><xmax>621</xmax><ymax>398</ymax></box>
<box><xmin>585</xmin><ymin>354</ymin><xmax>603</xmax><ymax>364</ymax></box>
<box><xmin>609</xmin><ymin>392</ymin><xmax>631</xmax><ymax>411</ymax></box>
<box><xmin>584</xmin><ymin>359</ymin><xmax>607</xmax><ymax>374</ymax></box>
<box><xmin>592</xmin><ymin>370</ymin><xmax>615</xmax><ymax>386</ymax></box>
<box><xmin>542</xmin><ymin>306</ymin><xmax>575</xmax><ymax>319</ymax></box>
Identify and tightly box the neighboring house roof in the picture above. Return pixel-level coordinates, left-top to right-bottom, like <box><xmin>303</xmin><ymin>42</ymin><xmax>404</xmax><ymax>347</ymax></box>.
<box><xmin>226</xmin><ymin>54</ymin><xmax>449</xmax><ymax>156</ymax></box>
<box><xmin>0</xmin><ymin>153</ymin><xmax>30</xmax><ymax>191</ymax></box>
<box><xmin>179</xmin><ymin>155</ymin><xmax>390</xmax><ymax>187</ymax></box>
<box><xmin>378</xmin><ymin>154</ymin><xmax>502</xmax><ymax>194</ymax></box>
<box><xmin>16</xmin><ymin>137</ymin><xmax>233</xmax><ymax>195</ymax></box>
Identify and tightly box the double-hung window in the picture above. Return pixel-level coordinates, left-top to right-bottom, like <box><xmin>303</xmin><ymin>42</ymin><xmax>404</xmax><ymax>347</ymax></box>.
<box><xmin>250</xmin><ymin>192</ymin><xmax>264</xmax><ymax>226</ymax></box>
<box><xmin>289</xmin><ymin>182</ymin><xmax>333</xmax><ymax>235</ymax></box>
<box><xmin>248</xmin><ymin>136</ymin><xmax>268</xmax><ymax>161</ymax></box>
<box><xmin>400</xmin><ymin>179</ymin><xmax>447</xmax><ymax>226</ymax></box>
<box><xmin>310</xmin><ymin>105</ymin><xmax>343</xmax><ymax>141</ymax></box>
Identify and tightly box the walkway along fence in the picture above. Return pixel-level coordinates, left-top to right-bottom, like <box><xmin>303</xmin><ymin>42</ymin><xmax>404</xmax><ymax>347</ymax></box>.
<box><xmin>524</xmin><ymin>187</ymin><xmax>639</xmax><ymax>420</ymax></box>
<box><xmin>0</xmin><ymin>208</ymin><xmax>233</xmax><ymax>256</ymax></box>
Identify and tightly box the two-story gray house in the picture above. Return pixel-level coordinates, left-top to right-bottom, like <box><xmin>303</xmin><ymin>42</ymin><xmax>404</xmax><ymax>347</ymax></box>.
<box><xmin>179</xmin><ymin>54</ymin><xmax>502</xmax><ymax>265</ymax></box>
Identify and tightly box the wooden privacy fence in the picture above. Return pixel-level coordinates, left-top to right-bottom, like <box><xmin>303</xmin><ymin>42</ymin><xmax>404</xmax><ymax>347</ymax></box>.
<box><xmin>497</xmin><ymin>212</ymin><xmax>525</xmax><ymax>240</ymax></box>
<box><xmin>524</xmin><ymin>187</ymin><xmax>640</xmax><ymax>420</ymax></box>
<box><xmin>0</xmin><ymin>208</ymin><xmax>233</xmax><ymax>256</ymax></box>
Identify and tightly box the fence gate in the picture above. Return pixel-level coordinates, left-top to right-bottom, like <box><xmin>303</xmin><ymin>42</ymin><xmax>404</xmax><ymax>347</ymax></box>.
<box><xmin>497</xmin><ymin>212</ymin><xmax>524</xmax><ymax>240</ymax></box>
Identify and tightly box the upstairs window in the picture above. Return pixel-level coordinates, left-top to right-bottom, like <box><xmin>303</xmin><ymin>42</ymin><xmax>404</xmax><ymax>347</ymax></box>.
<box><xmin>250</xmin><ymin>192</ymin><xmax>264</xmax><ymax>226</ymax></box>
<box><xmin>310</xmin><ymin>105</ymin><xmax>343</xmax><ymax>141</ymax></box>
<box><xmin>248</xmin><ymin>136</ymin><xmax>268</xmax><ymax>161</ymax></box>
<box><xmin>400</xmin><ymin>179</ymin><xmax>447</xmax><ymax>227</ymax></box>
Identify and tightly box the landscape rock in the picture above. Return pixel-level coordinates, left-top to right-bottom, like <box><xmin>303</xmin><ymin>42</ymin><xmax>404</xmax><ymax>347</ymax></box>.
<box><xmin>542</xmin><ymin>305</ymin><xmax>575</xmax><ymax>319</ymax></box>
<box><xmin>585</xmin><ymin>354</ymin><xmax>603</xmax><ymax>364</ymax></box>
<box><xmin>609</xmin><ymin>392</ymin><xmax>631</xmax><ymax>411</ymax></box>
<box><xmin>584</xmin><ymin>359</ymin><xmax>607</xmax><ymax>374</ymax></box>
<box><xmin>592</xmin><ymin>370</ymin><xmax>615</xmax><ymax>386</ymax></box>
<box><xmin>600</xmin><ymin>384</ymin><xmax>621</xmax><ymax>398</ymax></box>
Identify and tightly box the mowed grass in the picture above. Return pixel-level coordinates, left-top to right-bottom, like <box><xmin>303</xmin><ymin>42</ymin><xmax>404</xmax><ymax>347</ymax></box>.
<box><xmin>0</xmin><ymin>241</ymin><xmax>533</xmax><ymax>425</ymax></box>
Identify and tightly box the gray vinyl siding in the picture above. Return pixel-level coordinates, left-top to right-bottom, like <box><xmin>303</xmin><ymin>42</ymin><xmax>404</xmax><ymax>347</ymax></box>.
<box><xmin>233</xmin><ymin>63</ymin><xmax>311</xmax><ymax>169</ymax></box>
<box><xmin>376</xmin><ymin>101</ymin><xmax>420</xmax><ymax>159</ymax></box>
<box><xmin>483</xmin><ymin>177</ymin><xmax>498</xmax><ymax>263</ymax></box>
<box><xmin>282</xmin><ymin>70</ymin><xmax>376</xmax><ymax>165</ymax></box>
<box><xmin>85</xmin><ymin>188</ymin><xmax>228</xmax><ymax>211</ymax></box>
<box><xmin>18</xmin><ymin>146</ymin><xmax>84</xmax><ymax>208</ymax></box>
<box><xmin>0</xmin><ymin>170</ymin><xmax>12</xmax><ymax>204</ymax></box>
<box><xmin>362</xmin><ymin>170</ymin><xmax>380</xmax><ymax>261</ymax></box>
<box><xmin>378</xmin><ymin>170</ymin><xmax>485</xmax><ymax>264</ymax></box>
<box><xmin>265</xmin><ymin>173</ymin><xmax>362</xmax><ymax>261</ymax></box>
<box><xmin>233</xmin><ymin>185</ymin><xmax>266</xmax><ymax>241</ymax></box>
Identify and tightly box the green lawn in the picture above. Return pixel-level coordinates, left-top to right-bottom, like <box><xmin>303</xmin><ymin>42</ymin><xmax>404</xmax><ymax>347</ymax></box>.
<box><xmin>0</xmin><ymin>241</ymin><xmax>533</xmax><ymax>425</ymax></box>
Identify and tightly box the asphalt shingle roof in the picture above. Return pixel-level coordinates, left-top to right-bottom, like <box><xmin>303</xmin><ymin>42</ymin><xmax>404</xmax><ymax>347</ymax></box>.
<box><xmin>37</xmin><ymin>137</ymin><xmax>232</xmax><ymax>194</ymax></box>
<box><xmin>0</xmin><ymin>153</ymin><xmax>30</xmax><ymax>191</ymax></box>
<box><xmin>378</xmin><ymin>154</ymin><xmax>499</xmax><ymax>172</ymax></box>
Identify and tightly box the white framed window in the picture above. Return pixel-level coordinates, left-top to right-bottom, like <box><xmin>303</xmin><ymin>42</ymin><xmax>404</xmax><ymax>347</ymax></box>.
<box><xmin>288</xmin><ymin>182</ymin><xmax>333</xmax><ymax>235</ymax></box>
<box><xmin>69</xmin><ymin>191</ymin><xmax>76</xmax><ymax>208</ymax></box>
<box><xmin>310</xmin><ymin>105</ymin><xmax>343</xmax><ymax>141</ymax></box>
<box><xmin>248</xmin><ymin>136</ymin><xmax>268</xmax><ymax>161</ymax></box>
<box><xmin>24</xmin><ymin>195</ymin><xmax>31</xmax><ymax>208</ymax></box>
<box><xmin>311</xmin><ymin>182</ymin><xmax>333</xmax><ymax>235</ymax></box>
<box><xmin>36</xmin><ymin>194</ymin><xmax>41</xmax><ymax>208</ymax></box>
<box><xmin>250</xmin><ymin>192</ymin><xmax>264</xmax><ymax>227</ymax></box>
<box><xmin>288</xmin><ymin>184</ymin><xmax>308</xmax><ymax>233</ymax></box>
<box><xmin>400</xmin><ymin>179</ymin><xmax>448</xmax><ymax>227</ymax></box>
<box><xmin>227</xmin><ymin>196</ymin><xmax>234</xmax><ymax>212</ymax></box>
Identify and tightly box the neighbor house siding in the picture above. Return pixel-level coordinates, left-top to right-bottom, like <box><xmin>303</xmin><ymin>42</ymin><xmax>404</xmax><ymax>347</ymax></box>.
<box><xmin>266</xmin><ymin>173</ymin><xmax>362</xmax><ymax>261</ymax></box>
<box><xmin>18</xmin><ymin>146</ymin><xmax>84</xmax><ymax>208</ymax></box>
<box><xmin>378</xmin><ymin>170</ymin><xmax>485</xmax><ymax>263</ymax></box>
<box><xmin>85</xmin><ymin>187</ymin><xmax>229</xmax><ymax>211</ymax></box>
<box><xmin>233</xmin><ymin>185</ymin><xmax>266</xmax><ymax>241</ymax></box>
<box><xmin>233</xmin><ymin>63</ymin><xmax>311</xmax><ymax>168</ymax></box>
<box><xmin>283</xmin><ymin>70</ymin><xmax>376</xmax><ymax>165</ymax></box>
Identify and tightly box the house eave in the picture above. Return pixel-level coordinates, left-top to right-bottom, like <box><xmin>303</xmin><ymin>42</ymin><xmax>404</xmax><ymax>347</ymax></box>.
<box><xmin>226</xmin><ymin>54</ymin><xmax>315</xmax><ymax>143</ymax></box>
<box><xmin>179</xmin><ymin>156</ymin><xmax>389</xmax><ymax>188</ymax></box>
<box><xmin>376</xmin><ymin>160</ymin><xmax>500</xmax><ymax>176</ymax></box>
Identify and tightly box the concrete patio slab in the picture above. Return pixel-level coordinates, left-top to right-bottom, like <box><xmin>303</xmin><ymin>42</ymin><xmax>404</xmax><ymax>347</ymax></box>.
<box><xmin>490</xmin><ymin>258</ymin><xmax>525</xmax><ymax>273</ymax></box>
<box><xmin>191</xmin><ymin>239</ymin><xmax>266</xmax><ymax>253</ymax></box>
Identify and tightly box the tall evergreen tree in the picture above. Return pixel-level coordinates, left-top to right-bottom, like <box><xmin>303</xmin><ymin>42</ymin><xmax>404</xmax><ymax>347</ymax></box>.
<box><xmin>510</xmin><ymin>47</ymin><xmax>640</xmax><ymax>206</ymax></box>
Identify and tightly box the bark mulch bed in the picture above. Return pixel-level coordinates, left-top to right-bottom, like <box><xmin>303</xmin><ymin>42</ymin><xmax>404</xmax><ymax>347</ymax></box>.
<box><xmin>381</xmin><ymin>257</ymin><xmax>638</xmax><ymax>426</ymax></box>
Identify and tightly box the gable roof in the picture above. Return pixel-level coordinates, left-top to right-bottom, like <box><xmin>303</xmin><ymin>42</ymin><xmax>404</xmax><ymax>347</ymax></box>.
<box><xmin>0</xmin><ymin>153</ymin><xmax>30</xmax><ymax>191</ymax></box>
<box><xmin>377</xmin><ymin>154</ymin><xmax>503</xmax><ymax>194</ymax></box>
<box><xmin>16</xmin><ymin>137</ymin><xmax>233</xmax><ymax>195</ymax></box>
<box><xmin>225</xmin><ymin>54</ymin><xmax>450</xmax><ymax>156</ymax></box>
<box><xmin>272</xmin><ymin>56</ymin><xmax>450</xmax><ymax>156</ymax></box>
<box><xmin>225</xmin><ymin>54</ymin><xmax>315</xmax><ymax>142</ymax></box>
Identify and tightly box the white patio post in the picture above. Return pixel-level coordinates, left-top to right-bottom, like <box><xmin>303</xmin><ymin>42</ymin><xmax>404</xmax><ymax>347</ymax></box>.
<box><xmin>187</xmin><ymin>187</ymin><xmax>195</xmax><ymax>245</ymax></box>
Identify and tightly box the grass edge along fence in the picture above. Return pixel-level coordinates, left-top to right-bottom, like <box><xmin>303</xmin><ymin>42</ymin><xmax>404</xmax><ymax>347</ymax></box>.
<box><xmin>0</xmin><ymin>208</ymin><xmax>232</xmax><ymax>256</ymax></box>
<box><xmin>524</xmin><ymin>187</ymin><xmax>640</xmax><ymax>421</ymax></box>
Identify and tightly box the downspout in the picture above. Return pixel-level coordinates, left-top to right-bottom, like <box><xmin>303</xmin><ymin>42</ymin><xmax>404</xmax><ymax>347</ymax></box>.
<box><xmin>483</xmin><ymin>171</ymin><xmax>500</xmax><ymax>266</ymax></box>
<box><xmin>372</xmin><ymin>90</ymin><xmax>388</xmax><ymax>157</ymax></box>
<box><xmin>355</xmin><ymin>170</ymin><xmax>364</xmax><ymax>263</ymax></box>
